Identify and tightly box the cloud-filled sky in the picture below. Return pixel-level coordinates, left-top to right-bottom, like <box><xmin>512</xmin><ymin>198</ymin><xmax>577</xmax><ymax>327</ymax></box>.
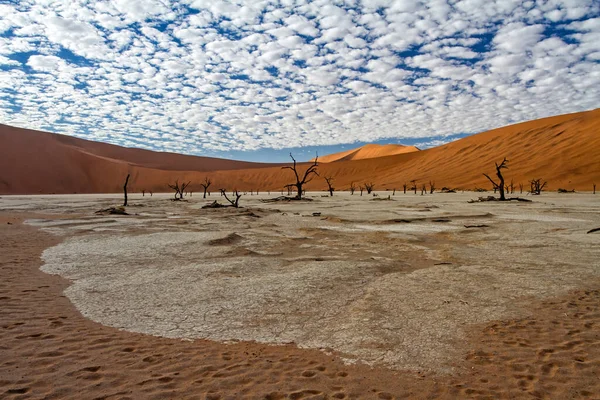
<box><xmin>0</xmin><ymin>0</ymin><xmax>599</xmax><ymax>162</ymax></box>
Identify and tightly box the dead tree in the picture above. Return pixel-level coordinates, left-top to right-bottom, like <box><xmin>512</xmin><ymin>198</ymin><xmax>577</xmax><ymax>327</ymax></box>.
<box><xmin>519</xmin><ymin>183</ymin><xmax>523</xmax><ymax>194</ymax></box>
<box><xmin>483</xmin><ymin>158</ymin><xmax>508</xmax><ymax>201</ymax></box>
<box><xmin>403</xmin><ymin>183</ymin><xmax>407</xmax><ymax>194</ymax></box>
<box><xmin>350</xmin><ymin>182</ymin><xmax>356</xmax><ymax>195</ymax></box>
<box><xmin>365</xmin><ymin>182</ymin><xmax>375</xmax><ymax>194</ymax></box>
<box><xmin>392</xmin><ymin>188</ymin><xmax>396</xmax><ymax>195</ymax></box>
<box><xmin>200</xmin><ymin>177</ymin><xmax>212</xmax><ymax>199</ymax></box>
<box><xmin>359</xmin><ymin>186</ymin><xmax>364</xmax><ymax>196</ymax></box>
<box><xmin>324</xmin><ymin>176</ymin><xmax>335</xmax><ymax>196</ymax></box>
<box><xmin>509</xmin><ymin>179</ymin><xmax>515</xmax><ymax>194</ymax></box>
<box><xmin>421</xmin><ymin>183</ymin><xmax>426</xmax><ymax>195</ymax></box>
<box><xmin>123</xmin><ymin>174</ymin><xmax>130</xmax><ymax>207</ymax></box>
<box><xmin>429</xmin><ymin>181</ymin><xmax>436</xmax><ymax>194</ymax></box>
<box><xmin>529</xmin><ymin>179</ymin><xmax>547</xmax><ymax>195</ymax></box>
<box><xmin>594</xmin><ymin>183</ymin><xmax>596</xmax><ymax>194</ymax></box>
<box><xmin>284</xmin><ymin>184</ymin><xmax>294</xmax><ymax>196</ymax></box>
<box><xmin>168</xmin><ymin>180</ymin><xmax>190</xmax><ymax>200</ymax></box>
<box><xmin>150</xmin><ymin>190</ymin><xmax>153</xmax><ymax>197</ymax></box>
<box><xmin>281</xmin><ymin>153</ymin><xmax>319</xmax><ymax>200</ymax></box>
<box><xmin>141</xmin><ymin>189</ymin><xmax>145</xmax><ymax>197</ymax></box>
<box><xmin>410</xmin><ymin>180</ymin><xmax>417</xmax><ymax>194</ymax></box>
<box><xmin>220</xmin><ymin>189</ymin><xmax>242</xmax><ymax>208</ymax></box>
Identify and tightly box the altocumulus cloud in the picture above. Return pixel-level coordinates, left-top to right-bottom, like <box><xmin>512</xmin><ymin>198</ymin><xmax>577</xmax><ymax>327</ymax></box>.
<box><xmin>0</xmin><ymin>0</ymin><xmax>599</xmax><ymax>156</ymax></box>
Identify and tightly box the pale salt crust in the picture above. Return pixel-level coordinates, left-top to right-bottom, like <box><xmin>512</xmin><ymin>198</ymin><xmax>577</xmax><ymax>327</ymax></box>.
<box><xmin>6</xmin><ymin>191</ymin><xmax>598</xmax><ymax>372</ymax></box>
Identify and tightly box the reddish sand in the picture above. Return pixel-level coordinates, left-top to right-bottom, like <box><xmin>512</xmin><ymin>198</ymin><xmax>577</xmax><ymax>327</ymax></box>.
<box><xmin>1</xmin><ymin>214</ymin><xmax>599</xmax><ymax>399</ymax></box>
<box><xmin>1</xmin><ymin>109</ymin><xmax>599</xmax><ymax>194</ymax></box>
<box><xmin>316</xmin><ymin>144</ymin><xmax>420</xmax><ymax>163</ymax></box>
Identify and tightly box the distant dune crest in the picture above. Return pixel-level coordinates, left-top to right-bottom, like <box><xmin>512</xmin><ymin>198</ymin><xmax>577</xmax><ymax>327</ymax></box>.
<box><xmin>315</xmin><ymin>143</ymin><xmax>420</xmax><ymax>163</ymax></box>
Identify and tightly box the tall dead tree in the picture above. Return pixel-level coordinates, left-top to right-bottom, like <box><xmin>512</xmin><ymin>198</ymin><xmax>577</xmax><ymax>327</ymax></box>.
<box><xmin>281</xmin><ymin>153</ymin><xmax>319</xmax><ymax>200</ymax></box>
<box><xmin>123</xmin><ymin>174</ymin><xmax>130</xmax><ymax>207</ymax></box>
<box><xmin>168</xmin><ymin>180</ymin><xmax>190</xmax><ymax>200</ymax></box>
<box><xmin>324</xmin><ymin>176</ymin><xmax>335</xmax><ymax>196</ymax></box>
<box><xmin>220</xmin><ymin>189</ymin><xmax>242</xmax><ymax>208</ymax></box>
<box><xmin>364</xmin><ymin>182</ymin><xmax>375</xmax><ymax>194</ymax></box>
<box><xmin>200</xmin><ymin>177</ymin><xmax>212</xmax><ymax>199</ymax></box>
<box><xmin>529</xmin><ymin>179</ymin><xmax>547</xmax><ymax>195</ymax></box>
<box><xmin>350</xmin><ymin>182</ymin><xmax>356</xmax><ymax>195</ymax></box>
<box><xmin>483</xmin><ymin>158</ymin><xmax>508</xmax><ymax>201</ymax></box>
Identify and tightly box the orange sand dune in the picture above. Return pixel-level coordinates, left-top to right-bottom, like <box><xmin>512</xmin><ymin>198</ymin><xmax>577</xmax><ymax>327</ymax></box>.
<box><xmin>316</xmin><ymin>143</ymin><xmax>420</xmax><ymax>163</ymax></box>
<box><xmin>1</xmin><ymin>108</ymin><xmax>599</xmax><ymax>194</ymax></box>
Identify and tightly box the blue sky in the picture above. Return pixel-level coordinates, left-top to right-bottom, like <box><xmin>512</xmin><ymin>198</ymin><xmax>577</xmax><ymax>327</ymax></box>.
<box><xmin>0</xmin><ymin>1</ymin><xmax>599</xmax><ymax>162</ymax></box>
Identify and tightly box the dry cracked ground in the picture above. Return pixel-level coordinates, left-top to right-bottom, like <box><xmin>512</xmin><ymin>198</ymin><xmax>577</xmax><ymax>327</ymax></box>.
<box><xmin>2</xmin><ymin>190</ymin><xmax>599</xmax><ymax>374</ymax></box>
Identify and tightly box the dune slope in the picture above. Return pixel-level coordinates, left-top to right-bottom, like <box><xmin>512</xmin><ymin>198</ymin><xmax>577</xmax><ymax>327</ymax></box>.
<box><xmin>317</xmin><ymin>143</ymin><xmax>420</xmax><ymax>163</ymax></box>
<box><xmin>0</xmin><ymin>109</ymin><xmax>599</xmax><ymax>194</ymax></box>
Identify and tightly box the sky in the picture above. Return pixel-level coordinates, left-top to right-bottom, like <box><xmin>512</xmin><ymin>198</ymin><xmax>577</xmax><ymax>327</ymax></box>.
<box><xmin>0</xmin><ymin>0</ymin><xmax>599</xmax><ymax>162</ymax></box>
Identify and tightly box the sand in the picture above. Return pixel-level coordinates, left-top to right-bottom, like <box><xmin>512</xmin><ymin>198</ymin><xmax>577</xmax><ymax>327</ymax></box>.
<box><xmin>2</xmin><ymin>109</ymin><xmax>600</xmax><ymax>195</ymax></box>
<box><xmin>1</xmin><ymin>192</ymin><xmax>599</xmax><ymax>399</ymax></box>
<box><xmin>317</xmin><ymin>144</ymin><xmax>420</xmax><ymax>163</ymax></box>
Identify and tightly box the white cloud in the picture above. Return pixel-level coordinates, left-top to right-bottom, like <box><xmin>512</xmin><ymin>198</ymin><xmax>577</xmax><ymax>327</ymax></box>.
<box><xmin>0</xmin><ymin>0</ymin><xmax>598</xmax><ymax>154</ymax></box>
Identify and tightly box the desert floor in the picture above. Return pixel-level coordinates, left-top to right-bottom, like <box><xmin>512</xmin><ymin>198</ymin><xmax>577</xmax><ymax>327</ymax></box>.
<box><xmin>1</xmin><ymin>191</ymin><xmax>599</xmax><ymax>399</ymax></box>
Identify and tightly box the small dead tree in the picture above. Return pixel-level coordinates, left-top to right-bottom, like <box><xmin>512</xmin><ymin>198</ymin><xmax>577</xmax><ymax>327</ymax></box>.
<box><xmin>483</xmin><ymin>158</ymin><xmax>508</xmax><ymax>201</ymax></box>
<box><xmin>421</xmin><ymin>183</ymin><xmax>426</xmax><ymax>195</ymax></box>
<box><xmin>509</xmin><ymin>179</ymin><xmax>515</xmax><ymax>194</ymax></box>
<box><xmin>123</xmin><ymin>174</ymin><xmax>130</xmax><ymax>206</ymax></box>
<box><xmin>284</xmin><ymin>184</ymin><xmax>294</xmax><ymax>196</ymax></box>
<box><xmin>142</xmin><ymin>189</ymin><xmax>145</xmax><ymax>197</ymax></box>
<box><xmin>200</xmin><ymin>177</ymin><xmax>212</xmax><ymax>199</ymax></box>
<box><xmin>530</xmin><ymin>179</ymin><xmax>547</xmax><ymax>195</ymax></box>
<box><xmin>168</xmin><ymin>180</ymin><xmax>190</xmax><ymax>200</ymax></box>
<box><xmin>519</xmin><ymin>183</ymin><xmax>523</xmax><ymax>194</ymax></box>
<box><xmin>392</xmin><ymin>188</ymin><xmax>396</xmax><ymax>195</ymax></box>
<box><xmin>359</xmin><ymin>186</ymin><xmax>364</xmax><ymax>196</ymax></box>
<box><xmin>220</xmin><ymin>189</ymin><xmax>242</xmax><ymax>208</ymax></box>
<box><xmin>365</xmin><ymin>182</ymin><xmax>375</xmax><ymax>194</ymax></box>
<box><xmin>149</xmin><ymin>190</ymin><xmax>153</xmax><ymax>197</ymax></box>
<box><xmin>281</xmin><ymin>153</ymin><xmax>319</xmax><ymax>200</ymax></box>
<box><xmin>593</xmin><ymin>183</ymin><xmax>596</xmax><ymax>194</ymax></box>
<box><xmin>403</xmin><ymin>183</ymin><xmax>407</xmax><ymax>194</ymax></box>
<box><xmin>410</xmin><ymin>180</ymin><xmax>418</xmax><ymax>194</ymax></box>
<box><xmin>350</xmin><ymin>182</ymin><xmax>356</xmax><ymax>195</ymax></box>
<box><xmin>324</xmin><ymin>176</ymin><xmax>335</xmax><ymax>196</ymax></box>
<box><xmin>429</xmin><ymin>181</ymin><xmax>436</xmax><ymax>194</ymax></box>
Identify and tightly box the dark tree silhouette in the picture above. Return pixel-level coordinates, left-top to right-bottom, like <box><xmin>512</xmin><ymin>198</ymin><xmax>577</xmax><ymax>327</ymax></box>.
<box><xmin>403</xmin><ymin>183</ymin><xmax>407</xmax><ymax>194</ymax></box>
<box><xmin>141</xmin><ymin>189</ymin><xmax>145</xmax><ymax>197</ymax></box>
<box><xmin>519</xmin><ymin>183</ymin><xmax>524</xmax><ymax>194</ymax></box>
<box><xmin>200</xmin><ymin>177</ymin><xmax>212</xmax><ymax>199</ymax></box>
<box><xmin>429</xmin><ymin>181</ymin><xmax>435</xmax><ymax>194</ymax></box>
<box><xmin>359</xmin><ymin>185</ymin><xmax>364</xmax><ymax>196</ymax></box>
<box><xmin>529</xmin><ymin>179</ymin><xmax>547</xmax><ymax>195</ymax></box>
<box><xmin>123</xmin><ymin>174</ymin><xmax>130</xmax><ymax>207</ymax></box>
<box><xmin>410</xmin><ymin>180</ymin><xmax>417</xmax><ymax>194</ymax></box>
<box><xmin>594</xmin><ymin>183</ymin><xmax>596</xmax><ymax>194</ymax></box>
<box><xmin>364</xmin><ymin>182</ymin><xmax>375</xmax><ymax>194</ymax></box>
<box><xmin>350</xmin><ymin>182</ymin><xmax>356</xmax><ymax>195</ymax></box>
<box><xmin>220</xmin><ymin>189</ymin><xmax>242</xmax><ymax>207</ymax></box>
<box><xmin>421</xmin><ymin>183</ymin><xmax>426</xmax><ymax>195</ymax></box>
<box><xmin>483</xmin><ymin>158</ymin><xmax>508</xmax><ymax>201</ymax></box>
<box><xmin>281</xmin><ymin>153</ymin><xmax>319</xmax><ymax>200</ymax></box>
<box><xmin>324</xmin><ymin>176</ymin><xmax>335</xmax><ymax>196</ymax></box>
<box><xmin>168</xmin><ymin>180</ymin><xmax>190</xmax><ymax>200</ymax></box>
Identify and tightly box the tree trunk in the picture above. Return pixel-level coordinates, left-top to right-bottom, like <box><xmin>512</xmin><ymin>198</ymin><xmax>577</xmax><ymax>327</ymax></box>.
<box><xmin>123</xmin><ymin>174</ymin><xmax>130</xmax><ymax>207</ymax></box>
